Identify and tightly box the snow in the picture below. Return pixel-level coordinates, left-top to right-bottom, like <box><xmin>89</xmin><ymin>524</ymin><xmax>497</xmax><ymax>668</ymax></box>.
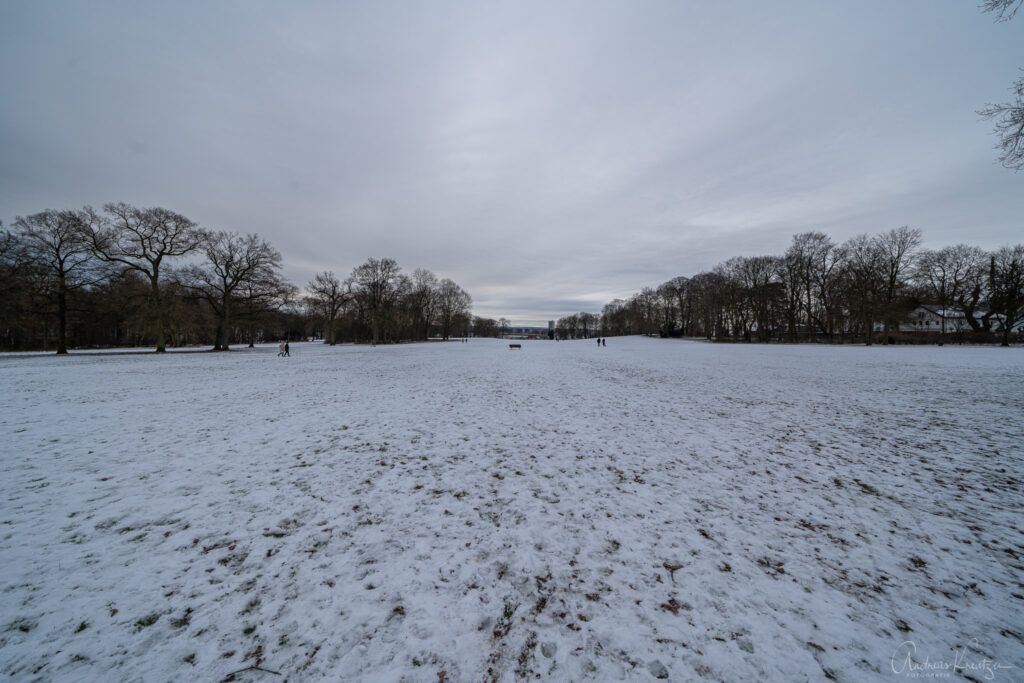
<box><xmin>1</xmin><ymin>337</ymin><xmax>1022</xmax><ymax>681</ymax></box>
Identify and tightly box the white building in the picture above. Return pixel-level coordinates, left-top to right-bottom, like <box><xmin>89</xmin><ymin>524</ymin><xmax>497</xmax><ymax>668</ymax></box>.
<box><xmin>872</xmin><ymin>305</ymin><xmax>1021</xmax><ymax>335</ymax></box>
<box><xmin>900</xmin><ymin>305</ymin><xmax>973</xmax><ymax>333</ymax></box>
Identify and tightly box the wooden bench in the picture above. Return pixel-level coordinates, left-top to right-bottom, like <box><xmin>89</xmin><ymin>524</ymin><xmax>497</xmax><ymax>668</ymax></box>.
<box><xmin>509</xmin><ymin>344</ymin><xmax>521</xmax><ymax>349</ymax></box>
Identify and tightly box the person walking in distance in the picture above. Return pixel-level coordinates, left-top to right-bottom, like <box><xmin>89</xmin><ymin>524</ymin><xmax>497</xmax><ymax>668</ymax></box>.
<box><xmin>278</xmin><ymin>341</ymin><xmax>285</xmax><ymax>356</ymax></box>
<box><xmin>284</xmin><ymin>341</ymin><xmax>290</xmax><ymax>357</ymax></box>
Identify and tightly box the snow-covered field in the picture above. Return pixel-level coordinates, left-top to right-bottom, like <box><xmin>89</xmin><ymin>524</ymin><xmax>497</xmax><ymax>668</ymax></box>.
<box><xmin>1</xmin><ymin>337</ymin><xmax>1022</xmax><ymax>682</ymax></box>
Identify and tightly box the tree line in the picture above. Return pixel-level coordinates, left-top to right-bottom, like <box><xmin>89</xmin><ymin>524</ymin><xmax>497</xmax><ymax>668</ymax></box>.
<box><xmin>567</xmin><ymin>228</ymin><xmax>1023</xmax><ymax>347</ymax></box>
<box><xmin>468</xmin><ymin>317</ymin><xmax>512</xmax><ymax>339</ymax></box>
<box><xmin>306</xmin><ymin>259</ymin><xmax>472</xmax><ymax>346</ymax></box>
<box><xmin>0</xmin><ymin>203</ymin><xmax>473</xmax><ymax>352</ymax></box>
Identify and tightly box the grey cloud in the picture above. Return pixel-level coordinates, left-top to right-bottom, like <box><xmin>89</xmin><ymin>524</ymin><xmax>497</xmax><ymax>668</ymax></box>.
<box><xmin>2</xmin><ymin>1</ymin><xmax>1022</xmax><ymax>325</ymax></box>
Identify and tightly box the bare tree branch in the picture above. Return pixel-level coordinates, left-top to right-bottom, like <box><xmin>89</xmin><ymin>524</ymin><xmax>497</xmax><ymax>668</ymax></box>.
<box><xmin>979</xmin><ymin>0</ymin><xmax>1023</xmax><ymax>21</ymax></box>
<box><xmin>978</xmin><ymin>73</ymin><xmax>1024</xmax><ymax>171</ymax></box>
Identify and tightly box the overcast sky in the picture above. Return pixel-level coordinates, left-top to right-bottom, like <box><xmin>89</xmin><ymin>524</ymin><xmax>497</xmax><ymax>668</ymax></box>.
<box><xmin>1</xmin><ymin>1</ymin><xmax>1021</xmax><ymax>324</ymax></box>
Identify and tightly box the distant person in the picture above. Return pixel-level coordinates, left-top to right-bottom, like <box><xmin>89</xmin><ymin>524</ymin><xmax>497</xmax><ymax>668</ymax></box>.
<box><xmin>277</xmin><ymin>341</ymin><xmax>285</xmax><ymax>356</ymax></box>
<box><xmin>285</xmin><ymin>341</ymin><xmax>290</xmax><ymax>357</ymax></box>
<box><xmin>602</xmin><ymin>338</ymin><xmax>606</xmax><ymax>347</ymax></box>
<box><xmin>596</xmin><ymin>338</ymin><xmax>601</xmax><ymax>346</ymax></box>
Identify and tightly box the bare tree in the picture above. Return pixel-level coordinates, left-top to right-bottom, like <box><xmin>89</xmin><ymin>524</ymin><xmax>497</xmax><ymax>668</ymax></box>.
<box><xmin>785</xmin><ymin>232</ymin><xmax>840</xmax><ymax>338</ymax></box>
<box><xmin>842</xmin><ymin>235</ymin><xmax>886</xmax><ymax>345</ymax></box>
<box><xmin>713</xmin><ymin>260</ymin><xmax>749</xmax><ymax>340</ymax></box>
<box><xmin>876</xmin><ymin>226</ymin><xmax>922</xmax><ymax>344</ymax></box>
<box><xmin>472</xmin><ymin>316</ymin><xmax>498</xmax><ymax>337</ymax></box>
<box><xmin>989</xmin><ymin>244</ymin><xmax>1024</xmax><ymax>346</ymax></box>
<box><xmin>555</xmin><ymin>314</ymin><xmax>574</xmax><ymax>339</ymax></box>
<box><xmin>407</xmin><ymin>268</ymin><xmax>439</xmax><ymax>340</ymax></box>
<box><xmin>0</xmin><ymin>225</ymin><xmax>21</xmax><ymax>297</ymax></box>
<box><xmin>497</xmin><ymin>317</ymin><xmax>510</xmax><ymax>338</ymax></box>
<box><xmin>84</xmin><ymin>203</ymin><xmax>205</xmax><ymax>352</ymax></box>
<box><xmin>660</xmin><ymin>276</ymin><xmax>691</xmax><ymax>336</ymax></box>
<box><xmin>685</xmin><ymin>272</ymin><xmax>723</xmax><ymax>339</ymax></box>
<box><xmin>578</xmin><ymin>312</ymin><xmax>598</xmax><ymax>338</ymax></box>
<box><xmin>351</xmin><ymin>257</ymin><xmax>402</xmax><ymax>344</ymax></box>
<box><xmin>238</xmin><ymin>275</ymin><xmax>296</xmax><ymax>347</ymax></box>
<box><xmin>778</xmin><ymin>249</ymin><xmax>804</xmax><ymax>342</ymax></box>
<box><xmin>734</xmin><ymin>255</ymin><xmax>782</xmax><ymax>342</ymax></box>
<box><xmin>13</xmin><ymin>210</ymin><xmax>105</xmax><ymax>354</ymax></box>
<box><xmin>0</xmin><ymin>224</ymin><xmax>33</xmax><ymax>348</ymax></box>
<box><xmin>435</xmin><ymin>278</ymin><xmax>472</xmax><ymax>340</ymax></box>
<box><xmin>629</xmin><ymin>287</ymin><xmax>660</xmax><ymax>336</ymax></box>
<box><xmin>186</xmin><ymin>232</ymin><xmax>283</xmax><ymax>351</ymax></box>
<box><xmin>653</xmin><ymin>283</ymin><xmax>678</xmax><ymax>337</ymax></box>
<box><xmin>916</xmin><ymin>244</ymin><xmax>986</xmax><ymax>333</ymax></box>
<box><xmin>307</xmin><ymin>271</ymin><xmax>349</xmax><ymax>345</ymax></box>
<box><xmin>601</xmin><ymin>299</ymin><xmax>628</xmax><ymax>337</ymax></box>
<box><xmin>941</xmin><ymin>246</ymin><xmax>992</xmax><ymax>333</ymax></box>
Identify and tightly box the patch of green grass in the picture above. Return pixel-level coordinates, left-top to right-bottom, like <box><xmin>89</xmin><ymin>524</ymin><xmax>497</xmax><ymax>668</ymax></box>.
<box><xmin>75</xmin><ymin>621</ymin><xmax>88</xmax><ymax>633</ymax></box>
<box><xmin>7</xmin><ymin>618</ymin><xmax>36</xmax><ymax>633</ymax></box>
<box><xmin>170</xmin><ymin>608</ymin><xmax>193</xmax><ymax>628</ymax></box>
<box><xmin>243</xmin><ymin>625</ymin><xmax>256</xmax><ymax>635</ymax></box>
<box><xmin>854</xmin><ymin>479</ymin><xmax>880</xmax><ymax>496</ymax></box>
<box><xmin>135</xmin><ymin>613</ymin><xmax>160</xmax><ymax>629</ymax></box>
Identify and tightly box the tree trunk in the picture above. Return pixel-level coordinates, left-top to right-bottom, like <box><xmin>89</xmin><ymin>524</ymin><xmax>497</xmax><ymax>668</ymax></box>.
<box><xmin>219</xmin><ymin>296</ymin><xmax>231</xmax><ymax>351</ymax></box>
<box><xmin>215</xmin><ymin>294</ymin><xmax>233</xmax><ymax>352</ymax></box>
<box><xmin>56</xmin><ymin>275</ymin><xmax>68</xmax><ymax>355</ymax></box>
<box><xmin>213</xmin><ymin>323</ymin><xmax>226</xmax><ymax>351</ymax></box>
<box><xmin>151</xmin><ymin>277</ymin><xmax>166</xmax><ymax>353</ymax></box>
<box><xmin>805</xmin><ymin>287</ymin><xmax>813</xmax><ymax>341</ymax></box>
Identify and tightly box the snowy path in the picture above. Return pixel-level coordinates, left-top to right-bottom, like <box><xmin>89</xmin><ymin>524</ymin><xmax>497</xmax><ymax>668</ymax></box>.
<box><xmin>1</xmin><ymin>338</ymin><xmax>1022</xmax><ymax>681</ymax></box>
